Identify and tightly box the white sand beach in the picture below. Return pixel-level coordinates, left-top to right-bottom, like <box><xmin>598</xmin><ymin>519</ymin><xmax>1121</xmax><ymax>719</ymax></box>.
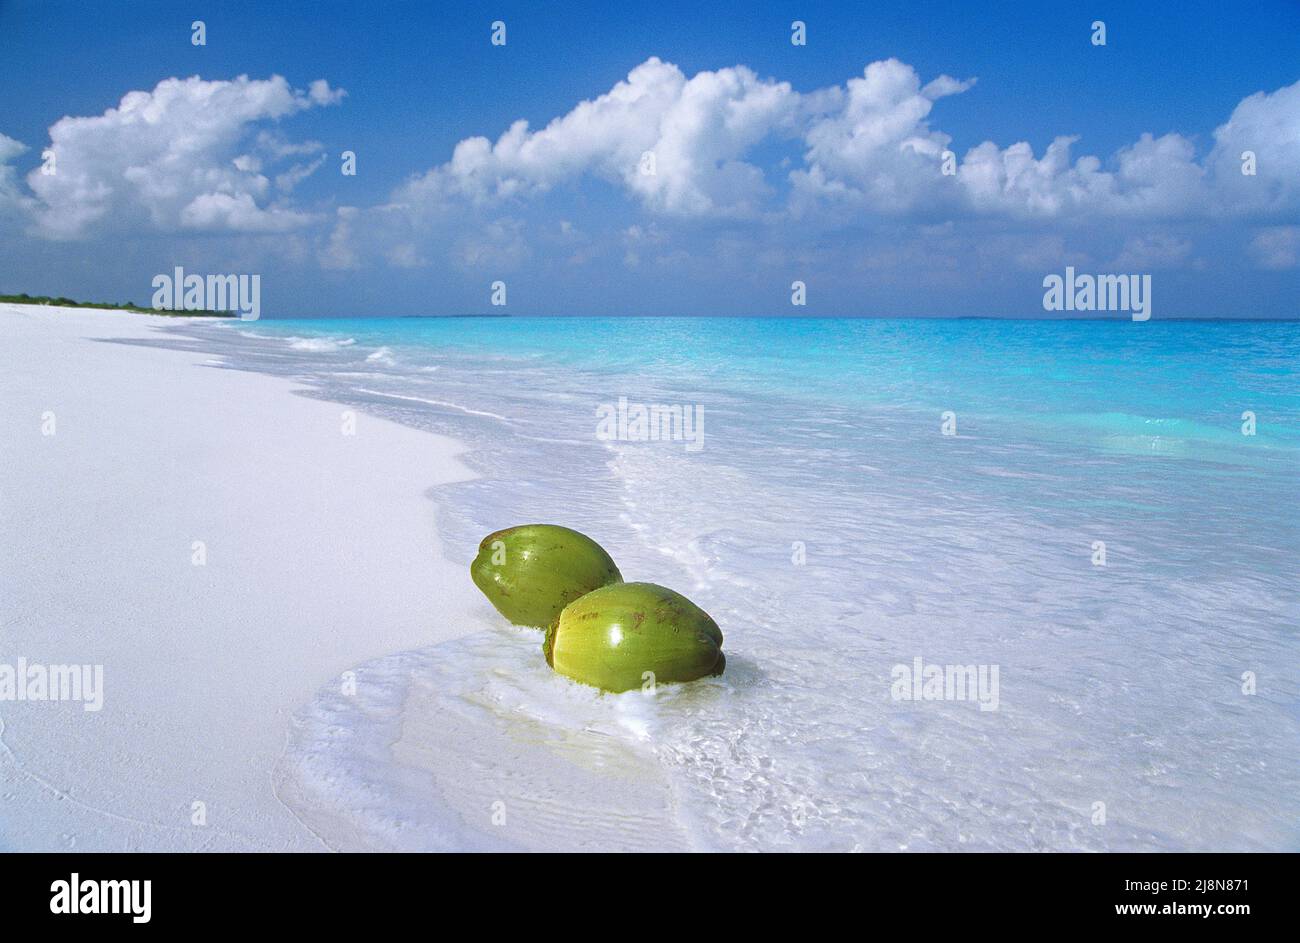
<box><xmin>0</xmin><ymin>305</ymin><xmax>481</xmax><ymax>851</ymax></box>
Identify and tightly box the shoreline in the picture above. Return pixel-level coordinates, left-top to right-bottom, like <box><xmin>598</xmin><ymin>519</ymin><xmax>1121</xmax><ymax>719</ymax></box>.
<box><xmin>5</xmin><ymin>304</ymin><xmax>1297</xmax><ymax>852</ymax></box>
<box><xmin>0</xmin><ymin>304</ymin><xmax>484</xmax><ymax>851</ymax></box>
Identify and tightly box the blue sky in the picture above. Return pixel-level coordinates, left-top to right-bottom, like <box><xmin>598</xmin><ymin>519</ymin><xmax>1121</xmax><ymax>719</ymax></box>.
<box><xmin>1</xmin><ymin>0</ymin><xmax>1297</xmax><ymax>317</ymax></box>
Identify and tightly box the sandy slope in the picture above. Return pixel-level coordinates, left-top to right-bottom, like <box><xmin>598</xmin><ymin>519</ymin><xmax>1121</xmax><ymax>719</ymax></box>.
<box><xmin>0</xmin><ymin>305</ymin><xmax>480</xmax><ymax>850</ymax></box>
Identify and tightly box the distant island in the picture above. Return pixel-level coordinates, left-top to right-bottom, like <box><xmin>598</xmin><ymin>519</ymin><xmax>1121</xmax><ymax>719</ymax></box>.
<box><xmin>1</xmin><ymin>293</ymin><xmax>233</xmax><ymax>317</ymax></box>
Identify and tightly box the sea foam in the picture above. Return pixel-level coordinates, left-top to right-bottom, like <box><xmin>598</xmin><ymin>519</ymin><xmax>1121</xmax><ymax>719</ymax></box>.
<box><xmin>204</xmin><ymin>316</ymin><xmax>1300</xmax><ymax>851</ymax></box>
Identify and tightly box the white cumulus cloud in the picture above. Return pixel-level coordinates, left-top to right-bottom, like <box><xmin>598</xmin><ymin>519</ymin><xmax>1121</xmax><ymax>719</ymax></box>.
<box><xmin>0</xmin><ymin>133</ymin><xmax>31</xmax><ymax>221</ymax></box>
<box><xmin>1205</xmin><ymin>81</ymin><xmax>1300</xmax><ymax>214</ymax></box>
<box><xmin>380</xmin><ymin>57</ymin><xmax>1300</xmax><ymax>228</ymax></box>
<box><xmin>395</xmin><ymin>57</ymin><xmax>800</xmax><ymax>219</ymax></box>
<box><xmin>1249</xmin><ymin>226</ymin><xmax>1300</xmax><ymax>269</ymax></box>
<box><xmin>23</xmin><ymin>74</ymin><xmax>344</xmax><ymax>239</ymax></box>
<box><xmin>793</xmin><ymin>58</ymin><xmax>973</xmax><ymax>215</ymax></box>
<box><xmin>6</xmin><ymin>57</ymin><xmax>1298</xmax><ymax>282</ymax></box>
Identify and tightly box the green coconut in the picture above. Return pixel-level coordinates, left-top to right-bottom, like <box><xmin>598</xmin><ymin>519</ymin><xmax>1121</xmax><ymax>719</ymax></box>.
<box><xmin>544</xmin><ymin>582</ymin><xmax>725</xmax><ymax>692</ymax></box>
<box><xmin>470</xmin><ymin>524</ymin><xmax>622</xmax><ymax>628</ymax></box>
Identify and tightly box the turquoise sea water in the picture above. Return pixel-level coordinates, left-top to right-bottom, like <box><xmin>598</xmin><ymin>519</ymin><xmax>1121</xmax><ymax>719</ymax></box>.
<box><xmin>184</xmin><ymin>316</ymin><xmax>1298</xmax><ymax>850</ymax></box>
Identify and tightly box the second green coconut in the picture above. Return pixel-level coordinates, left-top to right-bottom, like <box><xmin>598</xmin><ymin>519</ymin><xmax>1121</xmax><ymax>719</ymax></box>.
<box><xmin>544</xmin><ymin>581</ymin><xmax>725</xmax><ymax>692</ymax></box>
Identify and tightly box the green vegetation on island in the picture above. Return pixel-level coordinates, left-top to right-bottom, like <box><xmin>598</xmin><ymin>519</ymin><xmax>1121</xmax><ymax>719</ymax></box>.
<box><xmin>0</xmin><ymin>293</ymin><xmax>233</xmax><ymax>317</ymax></box>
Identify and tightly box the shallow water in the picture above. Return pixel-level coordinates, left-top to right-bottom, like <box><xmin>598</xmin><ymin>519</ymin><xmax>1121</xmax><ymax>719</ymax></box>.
<box><xmin>184</xmin><ymin>316</ymin><xmax>1298</xmax><ymax>851</ymax></box>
